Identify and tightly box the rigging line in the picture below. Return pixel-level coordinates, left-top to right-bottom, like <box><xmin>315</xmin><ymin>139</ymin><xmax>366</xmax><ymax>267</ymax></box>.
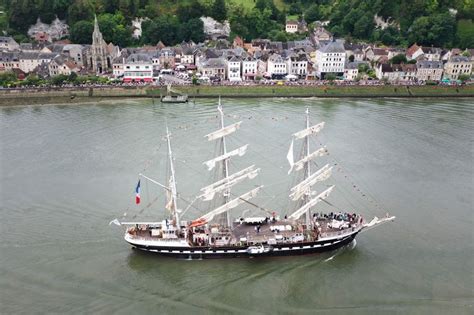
<box><xmin>229</xmin><ymin>192</ymin><xmax>275</xmax><ymax>215</ymax></box>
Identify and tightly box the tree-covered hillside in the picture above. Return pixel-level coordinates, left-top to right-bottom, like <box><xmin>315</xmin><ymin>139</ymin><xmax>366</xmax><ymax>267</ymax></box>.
<box><xmin>1</xmin><ymin>0</ymin><xmax>473</xmax><ymax>48</ymax></box>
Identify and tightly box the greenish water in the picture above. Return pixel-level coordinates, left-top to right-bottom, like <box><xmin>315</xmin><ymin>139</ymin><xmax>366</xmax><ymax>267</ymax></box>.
<box><xmin>0</xmin><ymin>98</ymin><xmax>473</xmax><ymax>314</ymax></box>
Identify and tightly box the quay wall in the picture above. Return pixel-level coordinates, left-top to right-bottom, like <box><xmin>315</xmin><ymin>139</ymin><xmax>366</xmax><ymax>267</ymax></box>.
<box><xmin>1</xmin><ymin>85</ymin><xmax>473</xmax><ymax>106</ymax></box>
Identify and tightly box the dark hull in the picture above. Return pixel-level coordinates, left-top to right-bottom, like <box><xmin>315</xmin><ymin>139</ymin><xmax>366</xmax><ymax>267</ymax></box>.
<box><xmin>127</xmin><ymin>232</ymin><xmax>358</xmax><ymax>259</ymax></box>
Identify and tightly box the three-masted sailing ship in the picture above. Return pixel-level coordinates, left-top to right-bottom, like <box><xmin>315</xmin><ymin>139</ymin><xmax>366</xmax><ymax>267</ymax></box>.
<box><xmin>116</xmin><ymin>102</ymin><xmax>395</xmax><ymax>258</ymax></box>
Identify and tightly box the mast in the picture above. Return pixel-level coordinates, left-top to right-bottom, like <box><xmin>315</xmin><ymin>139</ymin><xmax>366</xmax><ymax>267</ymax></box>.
<box><xmin>192</xmin><ymin>99</ymin><xmax>261</xmax><ymax>228</ymax></box>
<box><xmin>304</xmin><ymin>108</ymin><xmax>311</xmax><ymax>226</ymax></box>
<box><xmin>166</xmin><ymin>125</ymin><xmax>180</xmax><ymax>230</ymax></box>
<box><xmin>287</xmin><ymin>109</ymin><xmax>332</xmax><ymax>224</ymax></box>
<box><xmin>218</xmin><ymin>97</ymin><xmax>232</xmax><ymax>227</ymax></box>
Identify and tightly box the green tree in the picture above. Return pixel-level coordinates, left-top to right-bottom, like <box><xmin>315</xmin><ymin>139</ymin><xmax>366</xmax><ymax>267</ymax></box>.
<box><xmin>305</xmin><ymin>4</ymin><xmax>320</xmax><ymax>23</ymax></box>
<box><xmin>458</xmin><ymin>74</ymin><xmax>470</xmax><ymax>82</ymax></box>
<box><xmin>178</xmin><ymin>18</ymin><xmax>205</xmax><ymax>43</ymax></box>
<box><xmin>7</xmin><ymin>0</ymin><xmax>38</xmax><ymax>33</ymax></box>
<box><xmin>177</xmin><ymin>0</ymin><xmax>204</xmax><ymax>23</ymax></box>
<box><xmin>70</xmin><ymin>20</ymin><xmax>94</xmax><ymax>44</ymax></box>
<box><xmin>456</xmin><ymin>19</ymin><xmax>474</xmax><ymax>49</ymax></box>
<box><xmin>68</xmin><ymin>0</ymin><xmax>94</xmax><ymax>25</ymax></box>
<box><xmin>103</xmin><ymin>0</ymin><xmax>119</xmax><ymax>14</ymax></box>
<box><xmin>0</xmin><ymin>71</ymin><xmax>17</xmax><ymax>87</ymax></box>
<box><xmin>211</xmin><ymin>0</ymin><xmax>227</xmax><ymax>22</ymax></box>
<box><xmin>408</xmin><ymin>13</ymin><xmax>456</xmax><ymax>47</ymax></box>
<box><xmin>391</xmin><ymin>54</ymin><xmax>408</xmax><ymax>64</ymax></box>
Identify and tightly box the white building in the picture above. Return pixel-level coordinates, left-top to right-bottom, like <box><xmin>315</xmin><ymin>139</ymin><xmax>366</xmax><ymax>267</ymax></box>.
<box><xmin>316</xmin><ymin>41</ymin><xmax>346</xmax><ymax>79</ymax></box>
<box><xmin>287</xmin><ymin>53</ymin><xmax>308</xmax><ymax>78</ymax></box>
<box><xmin>286</xmin><ymin>21</ymin><xmax>299</xmax><ymax>33</ymax></box>
<box><xmin>267</xmin><ymin>54</ymin><xmax>287</xmax><ymax>79</ymax></box>
<box><xmin>344</xmin><ymin>62</ymin><xmax>367</xmax><ymax>81</ymax></box>
<box><xmin>123</xmin><ymin>53</ymin><xmax>153</xmax><ymax>83</ymax></box>
<box><xmin>19</xmin><ymin>52</ymin><xmax>55</xmax><ymax>73</ymax></box>
<box><xmin>48</xmin><ymin>55</ymin><xmax>78</xmax><ymax>76</ymax></box>
<box><xmin>226</xmin><ymin>56</ymin><xmax>242</xmax><ymax>81</ymax></box>
<box><xmin>242</xmin><ymin>57</ymin><xmax>257</xmax><ymax>80</ymax></box>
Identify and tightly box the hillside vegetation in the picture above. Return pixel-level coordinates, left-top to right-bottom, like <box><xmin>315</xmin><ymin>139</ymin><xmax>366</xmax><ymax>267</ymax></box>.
<box><xmin>1</xmin><ymin>0</ymin><xmax>473</xmax><ymax>48</ymax></box>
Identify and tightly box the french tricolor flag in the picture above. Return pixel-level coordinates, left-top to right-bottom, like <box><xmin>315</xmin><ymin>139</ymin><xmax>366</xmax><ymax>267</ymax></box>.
<box><xmin>135</xmin><ymin>180</ymin><xmax>141</xmax><ymax>204</ymax></box>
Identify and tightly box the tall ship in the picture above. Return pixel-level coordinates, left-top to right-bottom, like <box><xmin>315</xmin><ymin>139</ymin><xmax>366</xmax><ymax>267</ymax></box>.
<box><xmin>113</xmin><ymin>102</ymin><xmax>395</xmax><ymax>258</ymax></box>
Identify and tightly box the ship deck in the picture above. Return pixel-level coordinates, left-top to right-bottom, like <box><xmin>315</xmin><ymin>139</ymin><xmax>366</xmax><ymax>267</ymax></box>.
<box><xmin>230</xmin><ymin>218</ymin><xmax>357</xmax><ymax>244</ymax></box>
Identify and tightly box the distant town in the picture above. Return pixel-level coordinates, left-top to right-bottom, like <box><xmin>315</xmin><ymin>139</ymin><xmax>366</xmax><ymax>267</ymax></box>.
<box><xmin>1</xmin><ymin>15</ymin><xmax>473</xmax><ymax>88</ymax></box>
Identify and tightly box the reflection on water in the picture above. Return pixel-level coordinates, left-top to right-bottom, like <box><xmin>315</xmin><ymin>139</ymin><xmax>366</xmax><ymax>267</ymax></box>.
<box><xmin>0</xmin><ymin>98</ymin><xmax>472</xmax><ymax>313</ymax></box>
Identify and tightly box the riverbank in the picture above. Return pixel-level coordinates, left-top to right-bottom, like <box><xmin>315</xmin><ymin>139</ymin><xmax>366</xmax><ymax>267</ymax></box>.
<box><xmin>1</xmin><ymin>84</ymin><xmax>473</xmax><ymax>105</ymax></box>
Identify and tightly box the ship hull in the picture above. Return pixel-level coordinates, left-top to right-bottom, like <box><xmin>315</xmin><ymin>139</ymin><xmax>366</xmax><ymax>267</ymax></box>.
<box><xmin>126</xmin><ymin>232</ymin><xmax>358</xmax><ymax>259</ymax></box>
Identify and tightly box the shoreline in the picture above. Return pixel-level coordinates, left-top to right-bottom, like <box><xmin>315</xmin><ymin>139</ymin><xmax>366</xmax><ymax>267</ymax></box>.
<box><xmin>1</xmin><ymin>85</ymin><xmax>473</xmax><ymax>106</ymax></box>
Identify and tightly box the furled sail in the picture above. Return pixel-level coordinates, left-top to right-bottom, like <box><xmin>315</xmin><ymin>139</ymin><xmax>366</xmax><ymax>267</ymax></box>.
<box><xmin>293</xmin><ymin>122</ymin><xmax>325</xmax><ymax>139</ymax></box>
<box><xmin>289</xmin><ymin>164</ymin><xmax>332</xmax><ymax>201</ymax></box>
<box><xmin>199</xmin><ymin>166</ymin><xmax>260</xmax><ymax>201</ymax></box>
<box><xmin>192</xmin><ymin>186</ymin><xmax>263</xmax><ymax>225</ymax></box>
<box><xmin>288</xmin><ymin>185</ymin><xmax>335</xmax><ymax>220</ymax></box>
<box><xmin>293</xmin><ymin>146</ymin><xmax>329</xmax><ymax>171</ymax></box>
<box><xmin>205</xmin><ymin>121</ymin><xmax>242</xmax><ymax>141</ymax></box>
<box><xmin>204</xmin><ymin>144</ymin><xmax>248</xmax><ymax>170</ymax></box>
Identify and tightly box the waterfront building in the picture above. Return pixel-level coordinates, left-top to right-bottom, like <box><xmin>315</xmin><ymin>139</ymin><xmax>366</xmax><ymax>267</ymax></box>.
<box><xmin>48</xmin><ymin>55</ymin><xmax>79</xmax><ymax>76</ymax></box>
<box><xmin>242</xmin><ymin>56</ymin><xmax>258</xmax><ymax>80</ymax></box>
<box><xmin>416</xmin><ymin>61</ymin><xmax>444</xmax><ymax>81</ymax></box>
<box><xmin>267</xmin><ymin>54</ymin><xmax>287</xmax><ymax>79</ymax></box>
<box><xmin>226</xmin><ymin>56</ymin><xmax>242</xmax><ymax>81</ymax></box>
<box><xmin>199</xmin><ymin>57</ymin><xmax>226</xmax><ymax>80</ymax></box>
<box><xmin>18</xmin><ymin>51</ymin><xmax>55</xmax><ymax>73</ymax></box>
<box><xmin>443</xmin><ymin>56</ymin><xmax>472</xmax><ymax>80</ymax></box>
<box><xmin>344</xmin><ymin>61</ymin><xmax>367</xmax><ymax>81</ymax></box>
<box><xmin>287</xmin><ymin>53</ymin><xmax>308</xmax><ymax>79</ymax></box>
<box><xmin>123</xmin><ymin>53</ymin><xmax>153</xmax><ymax>83</ymax></box>
<box><xmin>316</xmin><ymin>41</ymin><xmax>345</xmax><ymax>79</ymax></box>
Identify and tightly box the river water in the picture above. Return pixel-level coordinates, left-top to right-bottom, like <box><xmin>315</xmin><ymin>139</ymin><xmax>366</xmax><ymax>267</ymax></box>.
<box><xmin>0</xmin><ymin>98</ymin><xmax>472</xmax><ymax>314</ymax></box>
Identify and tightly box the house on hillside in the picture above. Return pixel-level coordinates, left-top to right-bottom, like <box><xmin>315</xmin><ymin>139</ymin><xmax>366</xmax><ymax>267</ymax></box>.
<box><xmin>0</xmin><ymin>36</ymin><xmax>20</xmax><ymax>51</ymax></box>
<box><xmin>406</xmin><ymin>43</ymin><xmax>423</xmax><ymax>60</ymax></box>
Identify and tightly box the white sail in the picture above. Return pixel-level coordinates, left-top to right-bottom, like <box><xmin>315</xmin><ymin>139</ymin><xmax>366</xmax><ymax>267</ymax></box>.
<box><xmin>293</xmin><ymin>122</ymin><xmax>325</xmax><ymax>139</ymax></box>
<box><xmin>205</xmin><ymin>121</ymin><xmax>242</xmax><ymax>141</ymax></box>
<box><xmin>201</xmin><ymin>165</ymin><xmax>256</xmax><ymax>192</ymax></box>
<box><xmin>287</xmin><ymin>139</ymin><xmax>294</xmax><ymax>174</ymax></box>
<box><xmin>288</xmin><ymin>185</ymin><xmax>335</xmax><ymax>220</ymax></box>
<box><xmin>293</xmin><ymin>146</ymin><xmax>329</xmax><ymax>171</ymax></box>
<box><xmin>204</xmin><ymin>144</ymin><xmax>248</xmax><ymax>170</ymax></box>
<box><xmin>200</xmin><ymin>167</ymin><xmax>260</xmax><ymax>201</ymax></box>
<box><xmin>199</xmin><ymin>186</ymin><xmax>263</xmax><ymax>222</ymax></box>
<box><xmin>290</xmin><ymin>164</ymin><xmax>332</xmax><ymax>201</ymax></box>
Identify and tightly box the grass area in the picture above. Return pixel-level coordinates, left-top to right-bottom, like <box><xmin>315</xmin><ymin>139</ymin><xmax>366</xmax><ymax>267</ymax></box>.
<box><xmin>230</xmin><ymin>0</ymin><xmax>287</xmax><ymax>11</ymax></box>
<box><xmin>230</xmin><ymin>0</ymin><xmax>256</xmax><ymax>10</ymax></box>
<box><xmin>146</xmin><ymin>85</ymin><xmax>474</xmax><ymax>98</ymax></box>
